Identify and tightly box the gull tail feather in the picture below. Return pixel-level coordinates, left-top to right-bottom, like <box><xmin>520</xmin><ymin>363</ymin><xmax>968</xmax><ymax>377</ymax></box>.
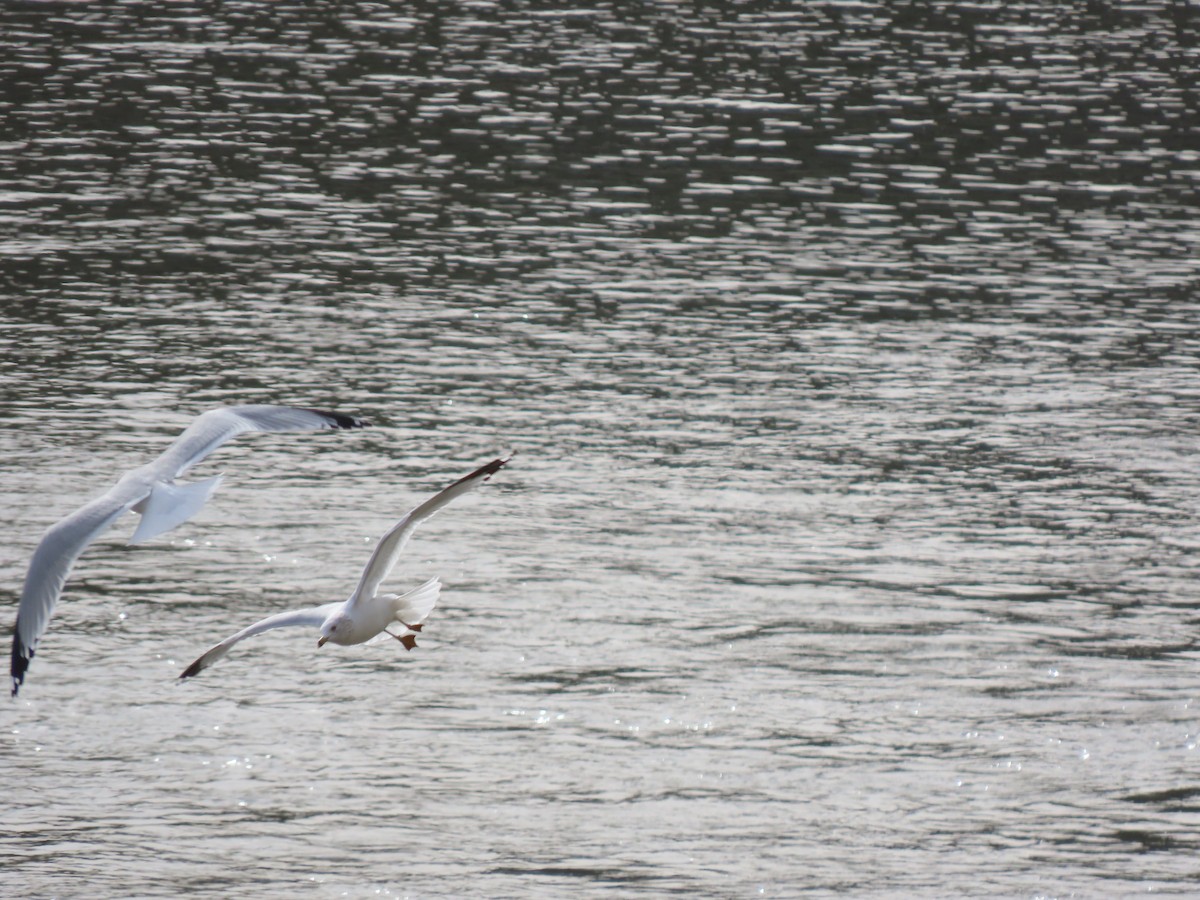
<box><xmin>130</xmin><ymin>474</ymin><xmax>224</xmax><ymax>545</ymax></box>
<box><xmin>395</xmin><ymin>576</ymin><xmax>440</xmax><ymax>627</ymax></box>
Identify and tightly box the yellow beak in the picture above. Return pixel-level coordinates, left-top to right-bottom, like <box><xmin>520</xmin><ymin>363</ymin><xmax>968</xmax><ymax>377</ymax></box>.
<box><xmin>317</xmin><ymin>636</ymin><xmax>328</xmax><ymax>648</ymax></box>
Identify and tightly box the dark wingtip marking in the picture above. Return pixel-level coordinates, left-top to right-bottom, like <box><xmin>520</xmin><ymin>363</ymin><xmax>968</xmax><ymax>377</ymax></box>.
<box><xmin>306</xmin><ymin>408</ymin><xmax>372</xmax><ymax>430</ymax></box>
<box><xmin>450</xmin><ymin>455</ymin><xmax>512</xmax><ymax>489</ymax></box>
<box><xmin>179</xmin><ymin>659</ymin><xmax>204</xmax><ymax>680</ymax></box>
<box><xmin>400</xmin><ymin>634</ymin><xmax>418</xmax><ymax>651</ymax></box>
<box><xmin>11</xmin><ymin>632</ymin><xmax>32</xmax><ymax>698</ymax></box>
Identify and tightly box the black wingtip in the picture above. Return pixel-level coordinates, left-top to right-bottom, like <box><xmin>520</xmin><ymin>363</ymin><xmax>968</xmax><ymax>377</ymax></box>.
<box><xmin>11</xmin><ymin>633</ymin><xmax>32</xmax><ymax>698</ymax></box>
<box><xmin>451</xmin><ymin>455</ymin><xmax>512</xmax><ymax>488</ymax></box>
<box><xmin>306</xmin><ymin>408</ymin><xmax>372</xmax><ymax>430</ymax></box>
<box><xmin>179</xmin><ymin>659</ymin><xmax>204</xmax><ymax>680</ymax></box>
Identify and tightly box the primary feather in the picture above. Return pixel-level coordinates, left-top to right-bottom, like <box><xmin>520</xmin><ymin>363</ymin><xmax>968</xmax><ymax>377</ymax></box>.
<box><xmin>11</xmin><ymin>405</ymin><xmax>369</xmax><ymax>696</ymax></box>
<box><xmin>179</xmin><ymin>457</ymin><xmax>509</xmax><ymax>680</ymax></box>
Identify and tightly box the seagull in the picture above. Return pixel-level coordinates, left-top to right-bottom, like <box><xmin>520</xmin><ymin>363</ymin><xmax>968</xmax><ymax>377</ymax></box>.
<box><xmin>10</xmin><ymin>404</ymin><xmax>370</xmax><ymax>697</ymax></box>
<box><xmin>179</xmin><ymin>456</ymin><xmax>508</xmax><ymax>680</ymax></box>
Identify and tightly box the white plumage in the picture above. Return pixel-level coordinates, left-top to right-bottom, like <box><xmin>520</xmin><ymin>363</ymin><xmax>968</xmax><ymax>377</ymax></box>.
<box><xmin>10</xmin><ymin>404</ymin><xmax>369</xmax><ymax>696</ymax></box>
<box><xmin>179</xmin><ymin>456</ymin><xmax>509</xmax><ymax>680</ymax></box>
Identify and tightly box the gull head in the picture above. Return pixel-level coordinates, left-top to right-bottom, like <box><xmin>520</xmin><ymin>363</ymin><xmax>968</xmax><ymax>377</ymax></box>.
<box><xmin>318</xmin><ymin>614</ymin><xmax>344</xmax><ymax>648</ymax></box>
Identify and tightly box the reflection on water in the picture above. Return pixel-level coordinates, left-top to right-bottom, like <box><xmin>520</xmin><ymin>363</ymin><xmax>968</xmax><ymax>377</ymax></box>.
<box><xmin>4</xmin><ymin>2</ymin><xmax>1200</xmax><ymax>897</ymax></box>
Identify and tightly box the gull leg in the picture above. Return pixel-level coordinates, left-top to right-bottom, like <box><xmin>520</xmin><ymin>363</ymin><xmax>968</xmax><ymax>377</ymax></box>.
<box><xmin>398</xmin><ymin>621</ymin><xmax>423</xmax><ymax>632</ymax></box>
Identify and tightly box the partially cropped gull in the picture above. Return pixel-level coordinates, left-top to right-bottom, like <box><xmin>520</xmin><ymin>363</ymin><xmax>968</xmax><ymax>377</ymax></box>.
<box><xmin>179</xmin><ymin>456</ymin><xmax>508</xmax><ymax>680</ymax></box>
<box><xmin>10</xmin><ymin>404</ymin><xmax>370</xmax><ymax>697</ymax></box>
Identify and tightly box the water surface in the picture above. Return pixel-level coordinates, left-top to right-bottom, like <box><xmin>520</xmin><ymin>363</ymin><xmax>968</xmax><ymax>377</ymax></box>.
<box><xmin>3</xmin><ymin>2</ymin><xmax>1200</xmax><ymax>897</ymax></box>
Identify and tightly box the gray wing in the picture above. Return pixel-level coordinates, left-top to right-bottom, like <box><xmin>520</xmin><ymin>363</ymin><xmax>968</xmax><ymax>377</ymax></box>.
<box><xmin>179</xmin><ymin>602</ymin><xmax>342</xmax><ymax>679</ymax></box>
<box><xmin>131</xmin><ymin>405</ymin><xmax>368</xmax><ymax>541</ymax></box>
<box><xmin>11</xmin><ymin>482</ymin><xmax>149</xmax><ymax>696</ymax></box>
<box><xmin>147</xmin><ymin>405</ymin><xmax>370</xmax><ymax>480</ymax></box>
<box><xmin>10</xmin><ymin>405</ymin><xmax>368</xmax><ymax>696</ymax></box>
<box><xmin>346</xmin><ymin>457</ymin><xmax>509</xmax><ymax>612</ymax></box>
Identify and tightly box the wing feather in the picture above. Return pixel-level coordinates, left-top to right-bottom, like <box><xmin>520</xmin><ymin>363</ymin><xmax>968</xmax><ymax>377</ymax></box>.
<box><xmin>11</xmin><ymin>484</ymin><xmax>148</xmax><ymax>696</ymax></box>
<box><xmin>10</xmin><ymin>404</ymin><xmax>368</xmax><ymax>695</ymax></box>
<box><xmin>148</xmin><ymin>405</ymin><xmax>370</xmax><ymax>480</ymax></box>
<box><xmin>346</xmin><ymin>458</ymin><xmax>508</xmax><ymax>611</ymax></box>
<box><xmin>179</xmin><ymin>602</ymin><xmax>341</xmax><ymax>679</ymax></box>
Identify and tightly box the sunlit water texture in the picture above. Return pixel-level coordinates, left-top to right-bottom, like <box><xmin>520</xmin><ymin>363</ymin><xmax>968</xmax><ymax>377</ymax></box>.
<box><xmin>4</xmin><ymin>2</ymin><xmax>1200</xmax><ymax>897</ymax></box>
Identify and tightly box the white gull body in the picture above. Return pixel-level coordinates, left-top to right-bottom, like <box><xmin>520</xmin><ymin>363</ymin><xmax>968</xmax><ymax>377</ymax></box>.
<box><xmin>10</xmin><ymin>404</ymin><xmax>370</xmax><ymax>696</ymax></box>
<box><xmin>179</xmin><ymin>456</ymin><xmax>509</xmax><ymax>680</ymax></box>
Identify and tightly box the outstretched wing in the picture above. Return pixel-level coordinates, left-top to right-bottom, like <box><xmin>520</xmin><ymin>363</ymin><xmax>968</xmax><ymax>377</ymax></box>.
<box><xmin>11</xmin><ymin>484</ymin><xmax>149</xmax><ymax>696</ymax></box>
<box><xmin>179</xmin><ymin>602</ymin><xmax>342</xmax><ymax>679</ymax></box>
<box><xmin>10</xmin><ymin>404</ymin><xmax>368</xmax><ymax>697</ymax></box>
<box><xmin>147</xmin><ymin>405</ymin><xmax>370</xmax><ymax>481</ymax></box>
<box><xmin>346</xmin><ymin>457</ymin><xmax>509</xmax><ymax>611</ymax></box>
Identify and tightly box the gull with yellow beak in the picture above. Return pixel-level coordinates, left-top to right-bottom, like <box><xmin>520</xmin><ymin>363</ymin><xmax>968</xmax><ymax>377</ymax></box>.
<box><xmin>179</xmin><ymin>456</ymin><xmax>509</xmax><ymax>680</ymax></box>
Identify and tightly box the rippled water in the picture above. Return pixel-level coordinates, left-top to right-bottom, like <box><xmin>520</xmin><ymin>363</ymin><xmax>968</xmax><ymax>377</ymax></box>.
<box><xmin>4</xmin><ymin>2</ymin><xmax>1200</xmax><ymax>897</ymax></box>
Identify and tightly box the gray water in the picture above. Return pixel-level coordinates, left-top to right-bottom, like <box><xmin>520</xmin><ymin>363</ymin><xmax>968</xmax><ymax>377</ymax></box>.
<box><xmin>4</xmin><ymin>2</ymin><xmax>1200</xmax><ymax>897</ymax></box>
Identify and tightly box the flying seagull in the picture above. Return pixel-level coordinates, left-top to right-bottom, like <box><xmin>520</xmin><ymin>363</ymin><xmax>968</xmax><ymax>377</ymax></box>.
<box><xmin>10</xmin><ymin>404</ymin><xmax>370</xmax><ymax>696</ymax></box>
<box><xmin>179</xmin><ymin>456</ymin><xmax>509</xmax><ymax>680</ymax></box>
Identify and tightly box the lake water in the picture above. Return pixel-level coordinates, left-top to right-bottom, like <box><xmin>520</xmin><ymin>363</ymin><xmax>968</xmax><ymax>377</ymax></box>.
<box><xmin>4</xmin><ymin>2</ymin><xmax>1200</xmax><ymax>897</ymax></box>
